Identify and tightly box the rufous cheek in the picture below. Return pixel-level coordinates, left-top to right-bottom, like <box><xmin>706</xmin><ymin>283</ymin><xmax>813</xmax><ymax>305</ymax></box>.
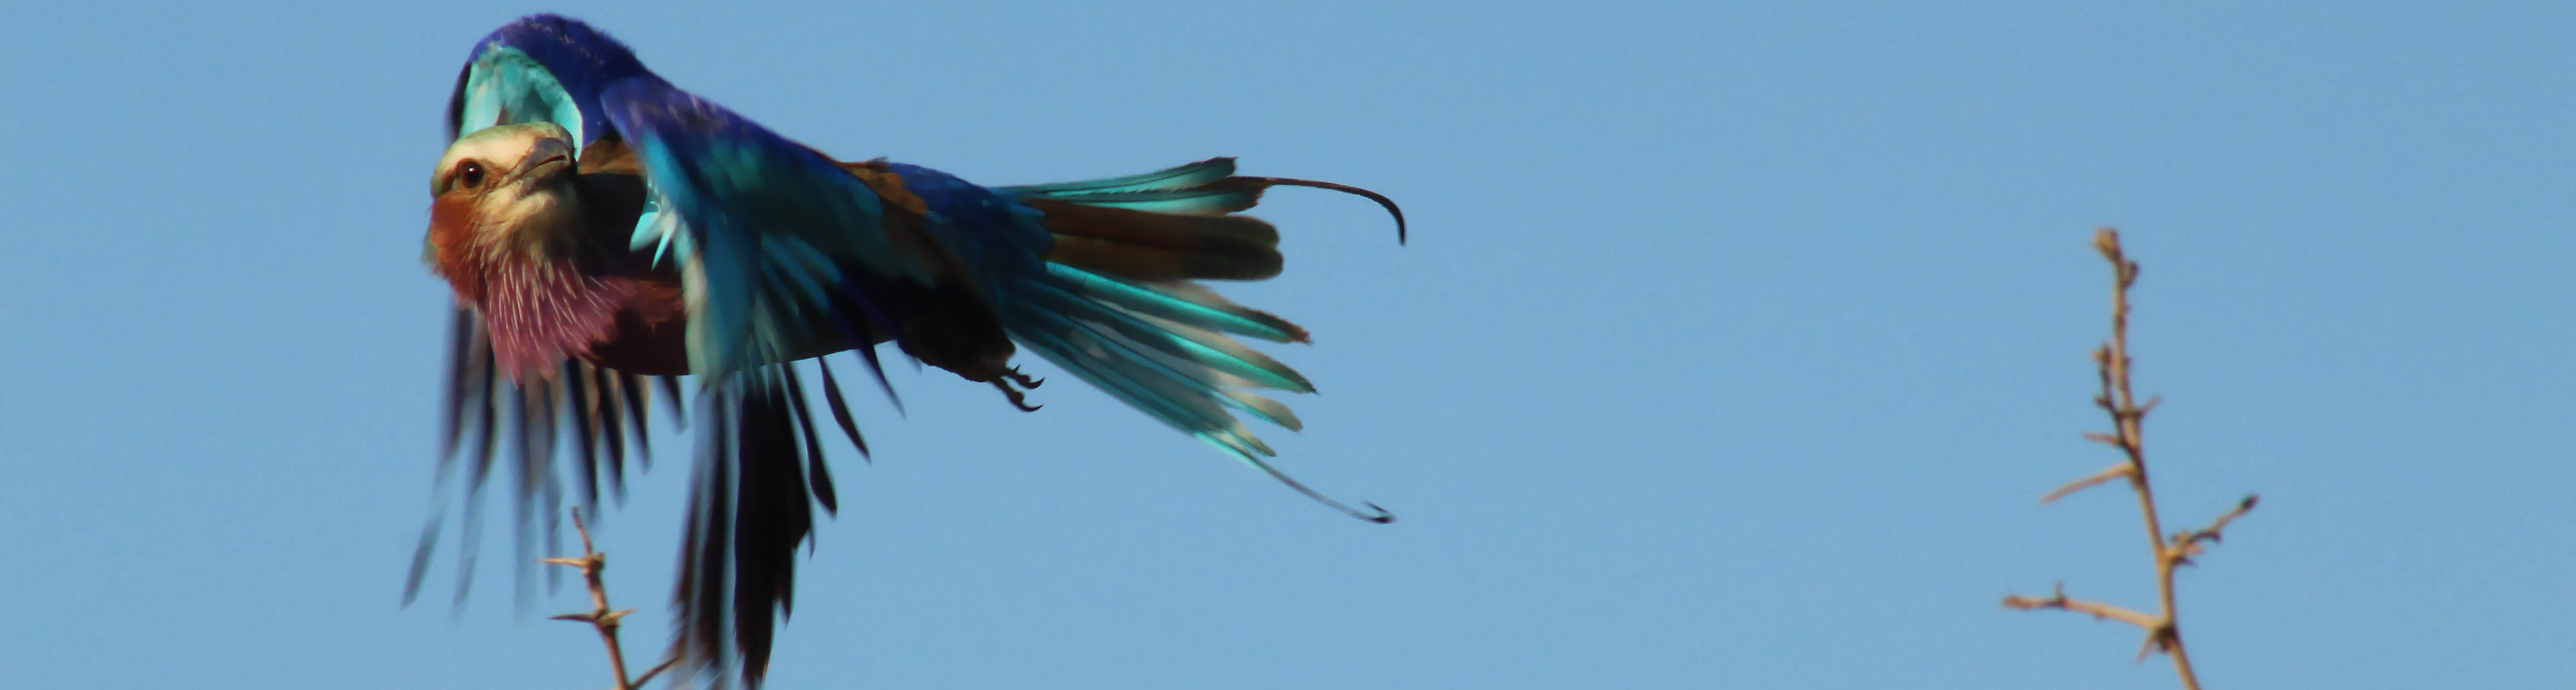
<box><xmin>425</xmin><ymin>195</ymin><xmax>485</xmax><ymax>291</ymax></box>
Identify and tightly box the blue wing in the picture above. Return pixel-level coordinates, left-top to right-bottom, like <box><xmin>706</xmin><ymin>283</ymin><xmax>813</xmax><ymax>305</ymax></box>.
<box><xmin>599</xmin><ymin>77</ymin><xmax>935</xmax><ymax>382</ymax></box>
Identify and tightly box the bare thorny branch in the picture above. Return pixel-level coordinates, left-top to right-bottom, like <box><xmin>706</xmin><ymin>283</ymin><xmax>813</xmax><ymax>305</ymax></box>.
<box><xmin>2003</xmin><ymin>228</ymin><xmax>2259</xmax><ymax>690</ymax></box>
<box><xmin>543</xmin><ymin>508</ymin><xmax>679</xmax><ymax>690</ymax></box>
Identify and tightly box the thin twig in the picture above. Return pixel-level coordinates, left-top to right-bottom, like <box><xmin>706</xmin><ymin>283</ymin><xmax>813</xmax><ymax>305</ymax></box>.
<box><xmin>631</xmin><ymin>658</ymin><xmax>681</xmax><ymax>688</ymax></box>
<box><xmin>542</xmin><ymin>508</ymin><xmax>675</xmax><ymax>690</ymax></box>
<box><xmin>2002</xmin><ymin>582</ymin><xmax>2161</xmax><ymax>629</ymax></box>
<box><xmin>2004</xmin><ymin>228</ymin><xmax>2258</xmax><ymax>690</ymax></box>
<box><xmin>2172</xmin><ymin>495</ymin><xmax>2260</xmax><ymax>563</ymax></box>
<box><xmin>2041</xmin><ymin>462</ymin><xmax>2134</xmax><ymax>504</ymax></box>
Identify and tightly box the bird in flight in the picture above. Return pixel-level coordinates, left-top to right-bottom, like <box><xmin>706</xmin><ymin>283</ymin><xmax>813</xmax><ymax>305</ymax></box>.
<box><xmin>407</xmin><ymin>13</ymin><xmax>1405</xmax><ymax>687</ymax></box>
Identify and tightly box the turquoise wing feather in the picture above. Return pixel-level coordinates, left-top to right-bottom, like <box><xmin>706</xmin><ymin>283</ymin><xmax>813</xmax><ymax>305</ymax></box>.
<box><xmin>598</xmin><ymin>77</ymin><xmax>930</xmax><ymax>384</ymax></box>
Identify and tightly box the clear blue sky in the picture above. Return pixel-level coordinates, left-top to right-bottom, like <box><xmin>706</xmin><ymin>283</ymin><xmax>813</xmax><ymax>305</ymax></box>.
<box><xmin>5</xmin><ymin>1</ymin><xmax>2570</xmax><ymax>688</ymax></box>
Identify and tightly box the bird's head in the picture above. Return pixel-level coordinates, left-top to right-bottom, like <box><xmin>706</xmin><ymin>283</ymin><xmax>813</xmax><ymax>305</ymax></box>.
<box><xmin>424</xmin><ymin>122</ymin><xmax>584</xmax><ymax>284</ymax></box>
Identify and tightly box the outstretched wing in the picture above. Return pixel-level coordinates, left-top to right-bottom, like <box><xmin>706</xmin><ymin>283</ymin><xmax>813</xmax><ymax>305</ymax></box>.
<box><xmin>404</xmin><ymin>307</ymin><xmax>681</xmax><ymax>608</ymax></box>
<box><xmin>407</xmin><ymin>20</ymin><xmax>681</xmax><ymax>610</ymax></box>
<box><xmin>597</xmin><ymin>76</ymin><xmax>999</xmax><ymax>685</ymax></box>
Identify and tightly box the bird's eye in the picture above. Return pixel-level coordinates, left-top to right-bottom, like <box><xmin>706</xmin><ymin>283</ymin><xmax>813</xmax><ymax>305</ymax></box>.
<box><xmin>457</xmin><ymin>160</ymin><xmax>486</xmax><ymax>189</ymax></box>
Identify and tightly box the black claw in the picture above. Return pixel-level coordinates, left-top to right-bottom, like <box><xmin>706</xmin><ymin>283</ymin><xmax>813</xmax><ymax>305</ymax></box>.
<box><xmin>1003</xmin><ymin>366</ymin><xmax>1044</xmax><ymax>390</ymax></box>
<box><xmin>991</xmin><ymin>379</ymin><xmax>1043</xmax><ymax>413</ymax></box>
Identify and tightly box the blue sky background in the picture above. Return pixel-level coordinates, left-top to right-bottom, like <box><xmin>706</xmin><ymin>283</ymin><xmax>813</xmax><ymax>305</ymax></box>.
<box><xmin>5</xmin><ymin>1</ymin><xmax>2571</xmax><ymax>688</ymax></box>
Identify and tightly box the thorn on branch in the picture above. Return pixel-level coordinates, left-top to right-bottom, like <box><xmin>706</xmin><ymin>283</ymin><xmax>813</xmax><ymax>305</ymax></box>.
<box><xmin>2135</xmin><ymin>624</ymin><xmax>2179</xmax><ymax>665</ymax></box>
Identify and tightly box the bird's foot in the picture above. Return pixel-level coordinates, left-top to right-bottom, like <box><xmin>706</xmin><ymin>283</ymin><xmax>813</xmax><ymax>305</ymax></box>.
<box><xmin>991</xmin><ymin>372</ymin><xmax>1043</xmax><ymax>413</ymax></box>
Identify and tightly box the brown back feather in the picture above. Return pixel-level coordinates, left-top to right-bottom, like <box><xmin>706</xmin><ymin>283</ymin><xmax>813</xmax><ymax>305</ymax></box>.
<box><xmin>1020</xmin><ymin>198</ymin><xmax>1286</xmax><ymax>281</ymax></box>
<box><xmin>833</xmin><ymin>160</ymin><xmax>1020</xmax><ymax>382</ymax></box>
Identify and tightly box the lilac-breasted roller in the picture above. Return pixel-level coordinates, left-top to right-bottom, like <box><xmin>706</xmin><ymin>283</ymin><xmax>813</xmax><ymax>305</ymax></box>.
<box><xmin>407</xmin><ymin>13</ymin><xmax>1405</xmax><ymax>686</ymax></box>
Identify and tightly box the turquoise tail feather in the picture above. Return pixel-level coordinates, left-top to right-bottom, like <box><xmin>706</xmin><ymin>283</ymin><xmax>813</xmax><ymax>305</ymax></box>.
<box><xmin>996</xmin><ymin>266</ymin><xmax>1386</xmax><ymax>522</ymax></box>
<box><xmin>999</xmin><ymin>158</ymin><xmax>1237</xmax><ymax>196</ymax></box>
<box><xmin>936</xmin><ymin>158</ymin><xmax>1408</xmax><ymax>523</ymax></box>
